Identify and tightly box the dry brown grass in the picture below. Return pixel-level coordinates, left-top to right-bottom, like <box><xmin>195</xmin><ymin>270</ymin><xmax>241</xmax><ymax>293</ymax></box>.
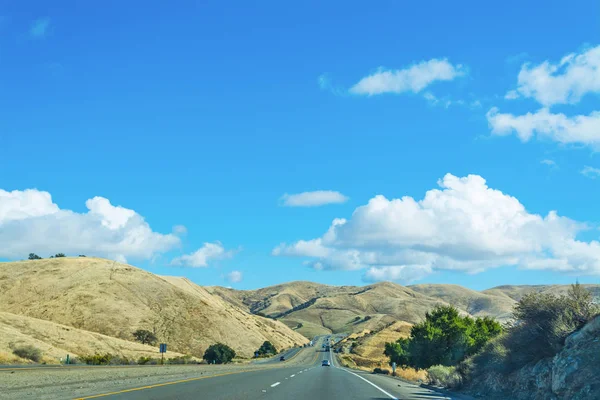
<box><xmin>0</xmin><ymin>311</ymin><xmax>188</xmax><ymax>363</ymax></box>
<box><xmin>396</xmin><ymin>367</ymin><xmax>428</xmax><ymax>382</ymax></box>
<box><xmin>0</xmin><ymin>258</ymin><xmax>307</xmax><ymax>360</ymax></box>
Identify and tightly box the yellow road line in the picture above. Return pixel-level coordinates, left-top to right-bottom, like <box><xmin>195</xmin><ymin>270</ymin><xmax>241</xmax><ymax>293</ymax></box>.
<box><xmin>74</xmin><ymin>369</ymin><xmax>252</xmax><ymax>399</ymax></box>
<box><xmin>0</xmin><ymin>365</ymin><xmax>172</xmax><ymax>373</ymax></box>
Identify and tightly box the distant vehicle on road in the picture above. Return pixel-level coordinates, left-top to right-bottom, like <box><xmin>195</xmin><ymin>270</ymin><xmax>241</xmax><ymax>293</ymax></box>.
<box><xmin>279</xmin><ymin>356</ymin><xmax>285</xmax><ymax>361</ymax></box>
<box><xmin>322</xmin><ymin>360</ymin><xmax>331</xmax><ymax>366</ymax></box>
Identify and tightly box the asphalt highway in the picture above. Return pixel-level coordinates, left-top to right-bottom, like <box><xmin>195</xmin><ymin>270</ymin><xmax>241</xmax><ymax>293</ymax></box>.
<box><xmin>72</xmin><ymin>338</ymin><xmax>459</xmax><ymax>400</ymax></box>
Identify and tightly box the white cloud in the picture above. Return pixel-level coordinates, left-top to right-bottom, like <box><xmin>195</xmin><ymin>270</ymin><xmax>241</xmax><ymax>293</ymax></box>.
<box><xmin>280</xmin><ymin>190</ymin><xmax>349</xmax><ymax>207</ymax></box>
<box><xmin>581</xmin><ymin>166</ymin><xmax>600</xmax><ymax>179</ymax></box>
<box><xmin>171</xmin><ymin>242</ymin><xmax>233</xmax><ymax>268</ymax></box>
<box><xmin>541</xmin><ymin>159</ymin><xmax>556</xmax><ymax>166</ymax></box>
<box><xmin>172</xmin><ymin>225</ymin><xmax>188</xmax><ymax>235</ymax></box>
<box><xmin>350</xmin><ymin>58</ymin><xmax>465</xmax><ymax>96</ymax></box>
<box><xmin>508</xmin><ymin>45</ymin><xmax>600</xmax><ymax>106</ymax></box>
<box><xmin>273</xmin><ymin>173</ymin><xmax>600</xmax><ymax>282</ymax></box>
<box><xmin>30</xmin><ymin>17</ymin><xmax>50</xmax><ymax>38</ymax></box>
<box><xmin>364</xmin><ymin>265</ymin><xmax>433</xmax><ymax>283</ymax></box>
<box><xmin>505</xmin><ymin>90</ymin><xmax>520</xmax><ymax>100</ymax></box>
<box><xmin>486</xmin><ymin>107</ymin><xmax>600</xmax><ymax>148</ymax></box>
<box><xmin>225</xmin><ymin>270</ymin><xmax>243</xmax><ymax>283</ymax></box>
<box><xmin>0</xmin><ymin>189</ymin><xmax>180</xmax><ymax>261</ymax></box>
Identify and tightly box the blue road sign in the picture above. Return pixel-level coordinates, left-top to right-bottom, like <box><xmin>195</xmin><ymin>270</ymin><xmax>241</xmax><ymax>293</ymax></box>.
<box><xmin>160</xmin><ymin>343</ymin><xmax>167</xmax><ymax>353</ymax></box>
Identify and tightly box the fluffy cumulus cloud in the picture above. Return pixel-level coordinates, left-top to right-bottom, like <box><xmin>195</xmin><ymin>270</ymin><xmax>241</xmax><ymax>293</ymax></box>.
<box><xmin>273</xmin><ymin>174</ymin><xmax>600</xmax><ymax>282</ymax></box>
<box><xmin>280</xmin><ymin>191</ymin><xmax>348</xmax><ymax>207</ymax></box>
<box><xmin>350</xmin><ymin>58</ymin><xmax>466</xmax><ymax>96</ymax></box>
<box><xmin>507</xmin><ymin>45</ymin><xmax>600</xmax><ymax>106</ymax></box>
<box><xmin>225</xmin><ymin>270</ymin><xmax>243</xmax><ymax>283</ymax></box>
<box><xmin>490</xmin><ymin>45</ymin><xmax>600</xmax><ymax>149</ymax></box>
<box><xmin>171</xmin><ymin>242</ymin><xmax>233</xmax><ymax>268</ymax></box>
<box><xmin>486</xmin><ymin>107</ymin><xmax>600</xmax><ymax>147</ymax></box>
<box><xmin>0</xmin><ymin>189</ymin><xmax>180</xmax><ymax>262</ymax></box>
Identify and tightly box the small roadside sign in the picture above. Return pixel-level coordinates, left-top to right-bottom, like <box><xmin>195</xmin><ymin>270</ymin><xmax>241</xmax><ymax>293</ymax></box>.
<box><xmin>159</xmin><ymin>343</ymin><xmax>167</xmax><ymax>365</ymax></box>
<box><xmin>392</xmin><ymin>362</ymin><xmax>397</xmax><ymax>375</ymax></box>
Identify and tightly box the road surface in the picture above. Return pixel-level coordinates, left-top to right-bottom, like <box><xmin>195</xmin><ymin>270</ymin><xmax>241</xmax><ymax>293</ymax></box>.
<box><xmin>65</xmin><ymin>338</ymin><xmax>460</xmax><ymax>400</ymax></box>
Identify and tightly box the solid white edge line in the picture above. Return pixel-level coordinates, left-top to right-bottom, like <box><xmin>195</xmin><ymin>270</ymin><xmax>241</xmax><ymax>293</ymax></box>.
<box><xmin>339</xmin><ymin>369</ymin><xmax>398</xmax><ymax>400</ymax></box>
<box><xmin>271</xmin><ymin>382</ymin><xmax>280</xmax><ymax>387</ymax></box>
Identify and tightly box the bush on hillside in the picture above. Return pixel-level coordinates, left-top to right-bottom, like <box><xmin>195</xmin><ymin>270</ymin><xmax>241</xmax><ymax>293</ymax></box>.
<box><xmin>28</xmin><ymin>253</ymin><xmax>42</xmax><ymax>260</ymax></box>
<box><xmin>427</xmin><ymin>365</ymin><xmax>462</xmax><ymax>388</ymax></box>
<box><xmin>132</xmin><ymin>329</ymin><xmax>158</xmax><ymax>346</ymax></box>
<box><xmin>462</xmin><ymin>282</ymin><xmax>600</xmax><ymax>382</ymax></box>
<box><xmin>79</xmin><ymin>353</ymin><xmax>132</xmax><ymax>365</ymax></box>
<box><xmin>12</xmin><ymin>345</ymin><xmax>42</xmax><ymax>362</ymax></box>
<box><xmin>54</xmin><ymin>253</ymin><xmax>66</xmax><ymax>258</ymax></box>
<box><xmin>384</xmin><ymin>306</ymin><xmax>502</xmax><ymax>370</ymax></box>
<box><xmin>256</xmin><ymin>341</ymin><xmax>277</xmax><ymax>356</ymax></box>
<box><xmin>203</xmin><ymin>343</ymin><xmax>236</xmax><ymax>364</ymax></box>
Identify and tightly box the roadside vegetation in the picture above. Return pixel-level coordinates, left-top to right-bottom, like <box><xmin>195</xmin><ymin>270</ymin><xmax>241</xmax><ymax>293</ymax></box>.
<box><xmin>383</xmin><ymin>283</ymin><xmax>599</xmax><ymax>391</ymax></box>
<box><xmin>254</xmin><ymin>340</ymin><xmax>277</xmax><ymax>357</ymax></box>
<box><xmin>384</xmin><ymin>305</ymin><xmax>503</xmax><ymax>371</ymax></box>
<box><xmin>203</xmin><ymin>343</ymin><xmax>236</xmax><ymax>364</ymax></box>
<box><xmin>460</xmin><ymin>283</ymin><xmax>599</xmax><ymax>388</ymax></box>
<box><xmin>12</xmin><ymin>345</ymin><xmax>43</xmax><ymax>362</ymax></box>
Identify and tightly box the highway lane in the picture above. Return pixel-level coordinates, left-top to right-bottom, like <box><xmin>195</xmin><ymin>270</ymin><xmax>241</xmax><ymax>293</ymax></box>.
<box><xmin>74</xmin><ymin>340</ymin><xmax>460</xmax><ymax>400</ymax></box>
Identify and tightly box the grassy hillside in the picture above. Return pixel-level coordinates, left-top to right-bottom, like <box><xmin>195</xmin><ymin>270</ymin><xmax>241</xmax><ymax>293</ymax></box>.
<box><xmin>210</xmin><ymin>281</ymin><xmax>450</xmax><ymax>337</ymax></box>
<box><xmin>0</xmin><ymin>258</ymin><xmax>307</xmax><ymax>359</ymax></box>
<box><xmin>408</xmin><ymin>284</ymin><xmax>516</xmax><ymax>321</ymax></box>
<box><xmin>0</xmin><ymin>311</ymin><xmax>187</xmax><ymax>364</ymax></box>
<box><xmin>483</xmin><ymin>284</ymin><xmax>600</xmax><ymax>302</ymax></box>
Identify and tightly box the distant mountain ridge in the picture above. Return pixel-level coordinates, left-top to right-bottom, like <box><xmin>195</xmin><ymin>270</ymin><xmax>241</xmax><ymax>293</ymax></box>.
<box><xmin>207</xmin><ymin>281</ymin><xmax>600</xmax><ymax>337</ymax></box>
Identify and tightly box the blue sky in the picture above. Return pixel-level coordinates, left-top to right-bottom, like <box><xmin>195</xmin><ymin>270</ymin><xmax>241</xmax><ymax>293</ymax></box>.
<box><xmin>1</xmin><ymin>0</ymin><xmax>600</xmax><ymax>290</ymax></box>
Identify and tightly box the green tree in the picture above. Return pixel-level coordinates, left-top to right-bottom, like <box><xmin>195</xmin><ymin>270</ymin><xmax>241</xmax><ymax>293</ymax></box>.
<box><xmin>384</xmin><ymin>306</ymin><xmax>502</xmax><ymax>370</ymax></box>
<box><xmin>384</xmin><ymin>338</ymin><xmax>410</xmax><ymax>367</ymax></box>
<box><xmin>203</xmin><ymin>343</ymin><xmax>236</xmax><ymax>364</ymax></box>
<box><xmin>132</xmin><ymin>329</ymin><xmax>158</xmax><ymax>345</ymax></box>
<box><xmin>256</xmin><ymin>341</ymin><xmax>277</xmax><ymax>356</ymax></box>
<box><xmin>28</xmin><ymin>253</ymin><xmax>42</xmax><ymax>260</ymax></box>
<box><xmin>54</xmin><ymin>253</ymin><xmax>66</xmax><ymax>258</ymax></box>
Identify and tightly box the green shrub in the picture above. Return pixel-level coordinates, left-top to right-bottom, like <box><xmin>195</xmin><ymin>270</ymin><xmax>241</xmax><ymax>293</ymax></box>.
<box><xmin>462</xmin><ymin>282</ymin><xmax>600</xmax><ymax>385</ymax></box>
<box><xmin>384</xmin><ymin>306</ymin><xmax>503</xmax><ymax>370</ymax></box>
<box><xmin>80</xmin><ymin>353</ymin><xmax>114</xmax><ymax>365</ymax></box>
<box><xmin>28</xmin><ymin>253</ymin><xmax>42</xmax><ymax>260</ymax></box>
<box><xmin>427</xmin><ymin>365</ymin><xmax>462</xmax><ymax>388</ymax></box>
<box><xmin>203</xmin><ymin>343</ymin><xmax>236</xmax><ymax>364</ymax></box>
<box><xmin>256</xmin><ymin>341</ymin><xmax>277</xmax><ymax>356</ymax></box>
<box><xmin>132</xmin><ymin>329</ymin><xmax>158</xmax><ymax>346</ymax></box>
<box><xmin>137</xmin><ymin>356</ymin><xmax>159</xmax><ymax>365</ymax></box>
<box><xmin>13</xmin><ymin>345</ymin><xmax>42</xmax><ymax>362</ymax></box>
<box><xmin>167</xmin><ymin>355</ymin><xmax>195</xmax><ymax>364</ymax></box>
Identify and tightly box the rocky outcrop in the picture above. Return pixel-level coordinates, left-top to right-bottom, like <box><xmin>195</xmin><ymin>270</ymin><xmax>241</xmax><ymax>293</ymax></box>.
<box><xmin>468</xmin><ymin>315</ymin><xmax>600</xmax><ymax>399</ymax></box>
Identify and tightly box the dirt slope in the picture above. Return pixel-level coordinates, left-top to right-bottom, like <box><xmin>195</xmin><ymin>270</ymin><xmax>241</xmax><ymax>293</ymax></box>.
<box><xmin>0</xmin><ymin>258</ymin><xmax>307</xmax><ymax>358</ymax></box>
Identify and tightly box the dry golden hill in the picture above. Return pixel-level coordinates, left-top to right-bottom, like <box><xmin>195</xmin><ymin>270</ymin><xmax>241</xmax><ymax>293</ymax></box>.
<box><xmin>483</xmin><ymin>284</ymin><xmax>600</xmax><ymax>302</ymax></box>
<box><xmin>0</xmin><ymin>311</ymin><xmax>187</xmax><ymax>364</ymax></box>
<box><xmin>337</xmin><ymin>321</ymin><xmax>412</xmax><ymax>370</ymax></box>
<box><xmin>408</xmin><ymin>284</ymin><xmax>516</xmax><ymax>321</ymax></box>
<box><xmin>0</xmin><ymin>258</ymin><xmax>307</xmax><ymax>358</ymax></box>
<box><xmin>210</xmin><ymin>281</ymin><xmax>450</xmax><ymax>337</ymax></box>
<box><xmin>209</xmin><ymin>281</ymin><xmax>600</xmax><ymax>339</ymax></box>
